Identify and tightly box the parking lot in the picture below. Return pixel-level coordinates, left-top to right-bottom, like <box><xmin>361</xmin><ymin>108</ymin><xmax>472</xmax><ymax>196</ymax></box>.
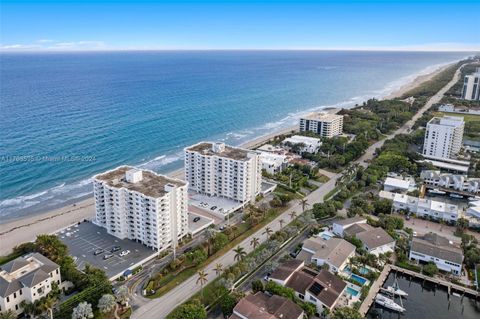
<box><xmin>188</xmin><ymin>190</ymin><xmax>243</xmax><ymax>217</ymax></box>
<box><xmin>58</xmin><ymin>221</ymin><xmax>156</xmax><ymax>279</ymax></box>
<box><xmin>188</xmin><ymin>212</ymin><xmax>214</xmax><ymax>236</ymax></box>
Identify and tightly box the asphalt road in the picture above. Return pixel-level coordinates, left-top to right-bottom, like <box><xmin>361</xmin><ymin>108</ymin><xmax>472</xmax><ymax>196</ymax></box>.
<box><xmin>131</xmin><ymin>65</ymin><xmax>463</xmax><ymax>319</ymax></box>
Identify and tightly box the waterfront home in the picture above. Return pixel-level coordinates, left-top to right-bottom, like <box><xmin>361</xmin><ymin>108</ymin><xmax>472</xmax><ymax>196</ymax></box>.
<box><xmin>282</xmin><ymin>135</ymin><xmax>322</xmax><ymax>154</ymax></box>
<box><xmin>0</xmin><ymin>253</ymin><xmax>61</xmax><ymax>316</ymax></box>
<box><xmin>409</xmin><ymin>233</ymin><xmax>464</xmax><ymax>275</ymax></box>
<box><xmin>379</xmin><ymin>190</ymin><xmax>460</xmax><ymax>222</ymax></box>
<box><xmin>420</xmin><ymin>170</ymin><xmax>480</xmax><ymax>195</ymax></box>
<box><xmin>259</xmin><ymin>151</ymin><xmax>289</xmax><ymax>175</ymax></box>
<box><xmin>299</xmin><ymin>113</ymin><xmax>344</xmax><ymax>138</ymax></box>
<box><xmin>185</xmin><ymin>142</ymin><xmax>262</xmax><ymax>204</ymax></box>
<box><xmin>296</xmin><ymin>237</ymin><xmax>356</xmax><ymax>273</ymax></box>
<box><xmin>269</xmin><ymin>260</ymin><xmax>347</xmax><ymax>314</ymax></box>
<box><xmin>332</xmin><ymin>216</ymin><xmax>367</xmax><ymax>237</ymax></box>
<box><xmin>93</xmin><ymin>166</ymin><xmax>189</xmax><ymax>251</ymax></box>
<box><xmin>229</xmin><ymin>291</ymin><xmax>304</xmax><ymax>319</ymax></box>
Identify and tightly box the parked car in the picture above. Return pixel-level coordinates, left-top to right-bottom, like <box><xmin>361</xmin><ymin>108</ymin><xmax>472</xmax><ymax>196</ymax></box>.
<box><xmin>111</xmin><ymin>246</ymin><xmax>121</xmax><ymax>252</ymax></box>
<box><xmin>119</xmin><ymin>250</ymin><xmax>130</xmax><ymax>257</ymax></box>
<box><xmin>184</xmin><ymin>247</ymin><xmax>193</xmax><ymax>253</ymax></box>
<box><xmin>94</xmin><ymin>249</ymin><xmax>104</xmax><ymax>256</ymax></box>
<box><xmin>210</xmin><ymin>206</ymin><xmax>217</xmax><ymax>210</ymax></box>
<box><xmin>103</xmin><ymin>254</ymin><xmax>114</xmax><ymax>260</ymax></box>
<box><xmin>193</xmin><ymin>217</ymin><xmax>201</xmax><ymax>222</ymax></box>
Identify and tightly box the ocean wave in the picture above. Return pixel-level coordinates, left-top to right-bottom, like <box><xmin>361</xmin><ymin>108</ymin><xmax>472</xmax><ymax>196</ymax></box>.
<box><xmin>1</xmin><ymin>57</ymin><xmax>468</xmax><ymax>221</ymax></box>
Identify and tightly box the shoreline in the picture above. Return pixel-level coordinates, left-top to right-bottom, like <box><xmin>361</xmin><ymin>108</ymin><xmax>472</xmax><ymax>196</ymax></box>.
<box><xmin>0</xmin><ymin>62</ymin><xmax>455</xmax><ymax>255</ymax></box>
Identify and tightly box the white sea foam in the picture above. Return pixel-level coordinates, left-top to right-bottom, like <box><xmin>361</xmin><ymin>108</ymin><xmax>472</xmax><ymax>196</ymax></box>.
<box><xmin>1</xmin><ymin>57</ymin><xmax>469</xmax><ymax>222</ymax></box>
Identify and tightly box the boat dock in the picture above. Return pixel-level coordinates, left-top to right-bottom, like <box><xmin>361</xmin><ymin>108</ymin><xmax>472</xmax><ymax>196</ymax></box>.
<box><xmin>359</xmin><ymin>264</ymin><xmax>480</xmax><ymax>316</ymax></box>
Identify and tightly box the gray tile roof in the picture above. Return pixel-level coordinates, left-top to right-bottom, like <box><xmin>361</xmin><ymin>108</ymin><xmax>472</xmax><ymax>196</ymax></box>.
<box><xmin>411</xmin><ymin>233</ymin><xmax>464</xmax><ymax>264</ymax></box>
<box><xmin>0</xmin><ymin>258</ymin><xmax>29</xmax><ymax>273</ymax></box>
<box><xmin>0</xmin><ymin>253</ymin><xmax>59</xmax><ymax>297</ymax></box>
<box><xmin>356</xmin><ymin>227</ymin><xmax>395</xmax><ymax>249</ymax></box>
<box><xmin>303</xmin><ymin>237</ymin><xmax>356</xmax><ymax>269</ymax></box>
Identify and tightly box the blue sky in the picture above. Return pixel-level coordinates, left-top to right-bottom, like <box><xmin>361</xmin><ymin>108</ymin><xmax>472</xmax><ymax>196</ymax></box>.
<box><xmin>1</xmin><ymin>0</ymin><xmax>479</xmax><ymax>51</ymax></box>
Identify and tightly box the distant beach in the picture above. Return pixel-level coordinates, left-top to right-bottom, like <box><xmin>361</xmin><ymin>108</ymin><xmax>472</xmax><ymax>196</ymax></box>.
<box><xmin>0</xmin><ymin>60</ymin><xmax>456</xmax><ymax>255</ymax></box>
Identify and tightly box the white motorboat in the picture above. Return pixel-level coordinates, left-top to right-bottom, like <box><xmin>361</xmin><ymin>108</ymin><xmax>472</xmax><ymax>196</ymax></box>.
<box><xmin>375</xmin><ymin>294</ymin><xmax>406</xmax><ymax>312</ymax></box>
<box><xmin>382</xmin><ymin>286</ymin><xmax>408</xmax><ymax>297</ymax></box>
<box><xmin>449</xmin><ymin>193</ymin><xmax>463</xmax><ymax>199</ymax></box>
<box><xmin>428</xmin><ymin>189</ymin><xmax>446</xmax><ymax>195</ymax></box>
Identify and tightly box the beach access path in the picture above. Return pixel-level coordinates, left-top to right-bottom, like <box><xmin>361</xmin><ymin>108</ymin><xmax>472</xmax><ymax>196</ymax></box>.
<box><xmin>131</xmin><ymin>63</ymin><xmax>462</xmax><ymax>319</ymax></box>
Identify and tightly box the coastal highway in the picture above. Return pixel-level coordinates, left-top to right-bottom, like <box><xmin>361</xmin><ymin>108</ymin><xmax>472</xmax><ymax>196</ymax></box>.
<box><xmin>131</xmin><ymin>64</ymin><xmax>464</xmax><ymax>319</ymax></box>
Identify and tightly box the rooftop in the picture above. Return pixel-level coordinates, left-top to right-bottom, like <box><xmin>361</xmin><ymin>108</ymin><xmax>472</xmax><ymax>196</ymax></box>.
<box><xmin>186</xmin><ymin>142</ymin><xmax>254</xmax><ymax>161</ymax></box>
<box><xmin>428</xmin><ymin>115</ymin><xmax>465</xmax><ymax>127</ymax></box>
<box><xmin>94</xmin><ymin>166</ymin><xmax>186</xmax><ymax>198</ymax></box>
<box><xmin>303</xmin><ymin>237</ymin><xmax>356</xmax><ymax>268</ymax></box>
<box><xmin>302</xmin><ymin>113</ymin><xmax>343</xmax><ymax>122</ymax></box>
<box><xmin>230</xmin><ymin>292</ymin><xmax>304</xmax><ymax>319</ymax></box>
<box><xmin>0</xmin><ymin>253</ymin><xmax>59</xmax><ymax>297</ymax></box>
<box><xmin>356</xmin><ymin>227</ymin><xmax>395</xmax><ymax>249</ymax></box>
<box><xmin>283</xmin><ymin>135</ymin><xmax>321</xmax><ymax>145</ymax></box>
<box><xmin>334</xmin><ymin>216</ymin><xmax>367</xmax><ymax>226</ymax></box>
<box><xmin>411</xmin><ymin>233</ymin><xmax>464</xmax><ymax>264</ymax></box>
<box><xmin>384</xmin><ymin>177</ymin><xmax>410</xmax><ymax>190</ymax></box>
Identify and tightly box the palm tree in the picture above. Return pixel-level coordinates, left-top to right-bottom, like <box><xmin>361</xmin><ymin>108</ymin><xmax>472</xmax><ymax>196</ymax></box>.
<box><xmin>0</xmin><ymin>310</ymin><xmax>16</xmax><ymax>319</ymax></box>
<box><xmin>196</xmin><ymin>269</ymin><xmax>209</xmax><ymax>302</ymax></box>
<box><xmin>263</xmin><ymin>227</ymin><xmax>273</xmax><ymax>239</ymax></box>
<box><xmin>213</xmin><ymin>263</ymin><xmax>223</xmax><ymax>276</ymax></box>
<box><xmin>204</xmin><ymin>228</ymin><xmax>216</xmax><ymax>256</ymax></box>
<box><xmin>233</xmin><ymin>246</ymin><xmax>247</xmax><ymax>262</ymax></box>
<box><xmin>231</xmin><ymin>225</ymin><xmax>238</xmax><ymax>239</ymax></box>
<box><xmin>279</xmin><ymin>218</ymin><xmax>285</xmax><ymax>228</ymax></box>
<box><xmin>250</xmin><ymin>237</ymin><xmax>260</xmax><ymax>249</ymax></box>
<box><xmin>39</xmin><ymin>295</ymin><xmax>56</xmax><ymax>319</ymax></box>
<box><xmin>21</xmin><ymin>300</ymin><xmax>41</xmax><ymax>319</ymax></box>
<box><xmin>300</xmin><ymin>199</ymin><xmax>309</xmax><ymax>212</ymax></box>
<box><xmin>289</xmin><ymin>211</ymin><xmax>297</xmax><ymax>220</ymax></box>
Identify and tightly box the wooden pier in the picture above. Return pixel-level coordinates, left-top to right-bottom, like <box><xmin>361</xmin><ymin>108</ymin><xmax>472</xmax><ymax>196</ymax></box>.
<box><xmin>359</xmin><ymin>264</ymin><xmax>480</xmax><ymax>316</ymax></box>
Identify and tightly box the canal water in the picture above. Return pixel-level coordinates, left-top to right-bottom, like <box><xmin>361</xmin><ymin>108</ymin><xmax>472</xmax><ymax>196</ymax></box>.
<box><xmin>367</xmin><ymin>272</ymin><xmax>480</xmax><ymax>319</ymax></box>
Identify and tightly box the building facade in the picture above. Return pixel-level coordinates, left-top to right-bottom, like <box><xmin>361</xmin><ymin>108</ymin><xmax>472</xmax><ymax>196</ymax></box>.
<box><xmin>423</xmin><ymin>116</ymin><xmax>465</xmax><ymax>159</ymax></box>
<box><xmin>299</xmin><ymin>113</ymin><xmax>344</xmax><ymax>138</ymax></box>
<box><xmin>282</xmin><ymin>135</ymin><xmax>322</xmax><ymax>154</ymax></box>
<box><xmin>461</xmin><ymin>68</ymin><xmax>480</xmax><ymax>101</ymax></box>
<box><xmin>409</xmin><ymin>233</ymin><xmax>463</xmax><ymax>275</ymax></box>
<box><xmin>259</xmin><ymin>151</ymin><xmax>288</xmax><ymax>175</ymax></box>
<box><xmin>0</xmin><ymin>253</ymin><xmax>61</xmax><ymax>316</ymax></box>
<box><xmin>420</xmin><ymin>170</ymin><xmax>480</xmax><ymax>195</ymax></box>
<box><xmin>185</xmin><ymin>142</ymin><xmax>262</xmax><ymax>204</ymax></box>
<box><xmin>93</xmin><ymin>166</ymin><xmax>189</xmax><ymax>252</ymax></box>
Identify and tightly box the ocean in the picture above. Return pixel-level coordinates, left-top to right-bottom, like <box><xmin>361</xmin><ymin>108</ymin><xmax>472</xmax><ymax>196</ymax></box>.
<box><xmin>0</xmin><ymin>51</ymin><xmax>472</xmax><ymax>222</ymax></box>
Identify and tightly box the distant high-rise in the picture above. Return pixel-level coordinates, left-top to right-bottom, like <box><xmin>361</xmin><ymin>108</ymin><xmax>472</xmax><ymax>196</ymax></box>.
<box><xmin>299</xmin><ymin>113</ymin><xmax>343</xmax><ymax>138</ymax></box>
<box><xmin>461</xmin><ymin>67</ymin><xmax>480</xmax><ymax>101</ymax></box>
<box><xmin>423</xmin><ymin>116</ymin><xmax>464</xmax><ymax>159</ymax></box>
<box><xmin>93</xmin><ymin>166</ymin><xmax>188</xmax><ymax>251</ymax></box>
<box><xmin>184</xmin><ymin>142</ymin><xmax>262</xmax><ymax>204</ymax></box>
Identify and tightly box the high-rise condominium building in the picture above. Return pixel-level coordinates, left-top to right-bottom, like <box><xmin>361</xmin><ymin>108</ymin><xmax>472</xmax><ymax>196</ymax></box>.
<box><xmin>423</xmin><ymin>116</ymin><xmax>464</xmax><ymax>159</ymax></box>
<box><xmin>184</xmin><ymin>142</ymin><xmax>262</xmax><ymax>204</ymax></box>
<box><xmin>299</xmin><ymin>113</ymin><xmax>343</xmax><ymax>138</ymax></box>
<box><xmin>461</xmin><ymin>68</ymin><xmax>480</xmax><ymax>101</ymax></box>
<box><xmin>93</xmin><ymin>166</ymin><xmax>188</xmax><ymax>251</ymax></box>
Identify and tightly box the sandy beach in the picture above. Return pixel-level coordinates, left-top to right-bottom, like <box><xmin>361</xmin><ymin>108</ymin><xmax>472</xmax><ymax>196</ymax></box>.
<box><xmin>0</xmin><ymin>62</ymin><xmax>454</xmax><ymax>256</ymax></box>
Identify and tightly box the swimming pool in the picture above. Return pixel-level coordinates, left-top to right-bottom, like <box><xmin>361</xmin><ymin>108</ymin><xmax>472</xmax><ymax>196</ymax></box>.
<box><xmin>321</xmin><ymin>233</ymin><xmax>332</xmax><ymax>240</ymax></box>
<box><xmin>350</xmin><ymin>274</ymin><xmax>368</xmax><ymax>286</ymax></box>
<box><xmin>346</xmin><ymin>287</ymin><xmax>360</xmax><ymax>297</ymax></box>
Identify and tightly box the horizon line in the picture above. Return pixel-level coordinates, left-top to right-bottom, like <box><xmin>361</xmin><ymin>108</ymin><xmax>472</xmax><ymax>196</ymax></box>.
<box><xmin>2</xmin><ymin>48</ymin><xmax>480</xmax><ymax>53</ymax></box>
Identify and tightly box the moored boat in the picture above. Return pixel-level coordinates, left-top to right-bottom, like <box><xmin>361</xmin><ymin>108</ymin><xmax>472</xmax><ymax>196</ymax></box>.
<box><xmin>375</xmin><ymin>294</ymin><xmax>406</xmax><ymax>312</ymax></box>
<box><xmin>382</xmin><ymin>286</ymin><xmax>408</xmax><ymax>297</ymax></box>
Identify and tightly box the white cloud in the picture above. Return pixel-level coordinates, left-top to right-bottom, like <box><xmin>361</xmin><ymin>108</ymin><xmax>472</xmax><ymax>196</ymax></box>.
<box><xmin>0</xmin><ymin>40</ymin><xmax>108</xmax><ymax>51</ymax></box>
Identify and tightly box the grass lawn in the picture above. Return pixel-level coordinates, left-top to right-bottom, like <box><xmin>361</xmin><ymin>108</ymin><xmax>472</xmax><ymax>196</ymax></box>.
<box><xmin>316</xmin><ymin>173</ymin><xmax>330</xmax><ymax>183</ymax></box>
<box><xmin>146</xmin><ymin>207</ymin><xmax>287</xmax><ymax>299</ymax></box>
